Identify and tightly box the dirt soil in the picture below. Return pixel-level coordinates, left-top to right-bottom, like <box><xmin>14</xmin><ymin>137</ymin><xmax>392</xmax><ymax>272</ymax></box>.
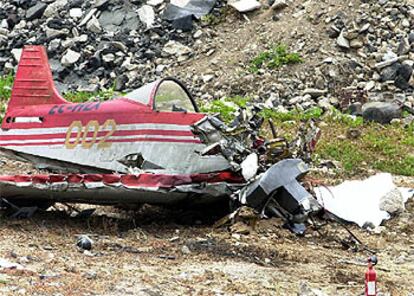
<box><xmin>0</xmin><ymin>197</ymin><xmax>413</xmax><ymax>295</ymax></box>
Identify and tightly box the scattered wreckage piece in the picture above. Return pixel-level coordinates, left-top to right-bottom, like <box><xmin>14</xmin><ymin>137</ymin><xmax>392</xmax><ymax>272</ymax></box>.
<box><xmin>163</xmin><ymin>0</ymin><xmax>216</xmax><ymax>30</ymax></box>
<box><xmin>237</xmin><ymin>159</ymin><xmax>319</xmax><ymax>234</ymax></box>
<box><xmin>0</xmin><ymin>45</ymin><xmax>322</xmax><ymax>233</ymax></box>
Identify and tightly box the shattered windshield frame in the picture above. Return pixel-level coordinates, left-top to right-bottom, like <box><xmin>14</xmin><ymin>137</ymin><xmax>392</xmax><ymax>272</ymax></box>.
<box><xmin>124</xmin><ymin>78</ymin><xmax>199</xmax><ymax>112</ymax></box>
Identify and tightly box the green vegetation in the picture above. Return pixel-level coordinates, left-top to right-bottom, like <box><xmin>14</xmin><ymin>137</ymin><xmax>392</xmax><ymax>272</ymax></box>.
<box><xmin>250</xmin><ymin>44</ymin><xmax>303</xmax><ymax>73</ymax></box>
<box><xmin>0</xmin><ymin>74</ymin><xmax>13</xmax><ymax>102</ymax></box>
<box><xmin>315</xmin><ymin>120</ymin><xmax>414</xmax><ymax>176</ymax></box>
<box><xmin>64</xmin><ymin>89</ymin><xmax>115</xmax><ymax>103</ymax></box>
<box><xmin>200</xmin><ymin>96</ymin><xmax>250</xmax><ymax>123</ymax></box>
<box><xmin>200</xmin><ymin>14</ymin><xmax>221</xmax><ymax>26</ymax></box>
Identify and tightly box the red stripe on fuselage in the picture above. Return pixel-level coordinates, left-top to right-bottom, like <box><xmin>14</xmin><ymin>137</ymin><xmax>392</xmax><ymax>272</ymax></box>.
<box><xmin>0</xmin><ymin>129</ymin><xmax>195</xmax><ymax>141</ymax></box>
<box><xmin>0</xmin><ymin>137</ymin><xmax>202</xmax><ymax>147</ymax></box>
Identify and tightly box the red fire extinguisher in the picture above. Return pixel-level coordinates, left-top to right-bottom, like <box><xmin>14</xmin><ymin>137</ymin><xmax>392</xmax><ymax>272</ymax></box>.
<box><xmin>365</xmin><ymin>255</ymin><xmax>378</xmax><ymax>296</ymax></box>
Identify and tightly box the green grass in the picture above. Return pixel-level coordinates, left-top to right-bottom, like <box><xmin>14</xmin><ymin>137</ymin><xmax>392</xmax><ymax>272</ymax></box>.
<box><xmin>314</xmin><ymin>119</ymin><xmax>414</xmax><ymax>177</ymax></box>
<box><xmin>64</xmin><ymin>89</ymin><xmax>115</xmax><ymax>103</ymax></box>
<box><xmin>0</xmin><ymin>74</ymin><xmax>13</xmax><ymax>102</ymax></box>
<box><xmin>250</xmin><ymin>44</ymin><xmax>303</xmax><ymax>73</ymax></box>
<box><xmin>200</xmin><ymin>96</ymin><xmax>250</xmax><ymax>123</ymax></box>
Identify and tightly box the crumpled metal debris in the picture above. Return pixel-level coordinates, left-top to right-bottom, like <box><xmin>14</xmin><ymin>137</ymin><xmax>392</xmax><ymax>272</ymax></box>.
<box><xmin>192</xmin><ymin>103</ymin><xmax>322</xmax><ymax>233</ymax></box>
<box><xmin>163</xmin><ymin>0</ymin><xmax>216</xmax><ymax>27</ymax></box>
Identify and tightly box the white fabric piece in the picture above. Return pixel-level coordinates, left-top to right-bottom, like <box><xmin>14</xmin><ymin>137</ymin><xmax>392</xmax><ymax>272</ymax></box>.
<box><xmin>315</xmin><ymin>173</ymin><xmax>413</xmax><ymax>228</ymax></box>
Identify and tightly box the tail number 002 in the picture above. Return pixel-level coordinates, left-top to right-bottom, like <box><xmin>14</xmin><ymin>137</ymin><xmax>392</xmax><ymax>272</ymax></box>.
<box><xmin>65</xmin><ymin>119</ymin><xmax>116</xmax><ymax>149</ymax></box>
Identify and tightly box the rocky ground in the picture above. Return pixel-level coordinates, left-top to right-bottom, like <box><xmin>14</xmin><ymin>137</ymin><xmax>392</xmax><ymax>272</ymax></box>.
<box><xmin>2</xmin><ymin>0</ymin><xmax>414</xmax><ymax>113</ymax></box>
<box><xmin>1</xmin><ymin>0</ymin><xmax>414</xmax><ymax>295</ymax></box>
<box><xmin>0</xmin><ymin>191</ymin><xmax>413</xmax><ymax>295</ymax></box>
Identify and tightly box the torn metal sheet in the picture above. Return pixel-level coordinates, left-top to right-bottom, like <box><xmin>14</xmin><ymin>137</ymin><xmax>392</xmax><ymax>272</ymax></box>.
<box><xmin>162</xmin><ymin>0</ymin><xmax>216</xmax><ymax>21</ymax></box>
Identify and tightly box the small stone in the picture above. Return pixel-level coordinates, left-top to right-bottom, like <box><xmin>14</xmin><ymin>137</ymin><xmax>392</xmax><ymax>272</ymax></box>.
<box><xmin>44</xmin><ymin>0</ymin><xmax>68</xmax><ymax>18</ymax></box>
<box><xmin>193</xmin><ymin>30</ymin><xmax>203</xmax><ymax>39</ymax></box>
<box><xmin>303</xmin><ymin>88</ymin><xmax>327</xmax><ymax>98</ymax></box>
<box><xmin>61</xmin><ymin>49</ymin><xmax>81</xmax><ymax>66</ymax></box>
<box><xmin>69</xmin><ymin>8</ymin><xmax>83</xmax><ymax>19</ymax></box>
<box><xmin>181</xmin><ymin>245</ymin><xmax>191</xmax><ymax>254</ymax></box>
<box><xmin>271</xmin><ymin>0</ymin><xmax>288</xmax><ymax>10</ymax></box>
<box><xmin>163</xmin><ymin>41</ymin><xmax>192</xmax><ymax>57</ymax></box>
<box><xmin>380</xmin><ymin>188</ymin><xmax>405</xmax><ymax>214</ymax></box>
<box><xmin>350</xmin><ymin>38</ymin><xmax>363</xmax><ymax>48</ymax></box>
<box><xmin>202</xmin><ymin>74</ymin><xmax>214</xmax><ymax>83</ymax></box>
<box><xmin>364</xmin><ymin>81</ymin><xmax>375</xmax><ymax>91</ymax></box>
<box><xmin>77</xmin><ymin>235</ymin><xmax>93</xmax><ymax>250</ymax></box>
<box><xmin>102</xmin><ymin>53</ymin><xmax>115</xmax><ymax>63</ymax></box>
<box><xmin>26</xmin><ymin>2</ymin><xmax>47</xmax><ymax>20</ymax></box>
<box><xmin>408</xmin><ymin>32</ymin><xmax>414</xmax><ymax>44</ymax></box>
<box><xmin>337</xmin><ymin>31</ymin><xmax>350</xmax><ymax>49</ymax></box>
<box><xmin>138</xmin><ymin>5</ymin><xmax>155</xmax><ymax>29</ymax></box>
<box><xmin>86</xmin><ymin>16</ymin><xmax>101</xmax><ymax>33</ymax></box>
<box><xmin>45</xmin><ymin>27</ymin><xmax>68</xmax><ymax>39</ymax></box>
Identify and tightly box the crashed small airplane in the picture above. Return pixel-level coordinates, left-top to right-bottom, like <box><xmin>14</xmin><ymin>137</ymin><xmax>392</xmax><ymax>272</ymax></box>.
<box><xmin>0</xmin><ymin>46</ymin><xmax>320</xmax><ymax>231</ymax></box>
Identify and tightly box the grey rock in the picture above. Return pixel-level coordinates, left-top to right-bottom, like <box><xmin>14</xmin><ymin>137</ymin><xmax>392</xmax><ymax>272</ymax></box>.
<box><xmin>102</xmin><ymin>53</ymin><xmax>115</xmax><ymax>63</ymax></box>
<box><xmin>380</xmin><ymin>64</ymin><xmax>400</xmax><ymax>81</ymax></box>
<box><xmin>99</xmin><ymin>9</ymin><xmax>125</xmax><ymax>32</ymax></box>
<box><xmin>375</xmin><ymin>58</ymin><xmax>399</xmax><ymax>70</ymax></box>
<box><xmin>362</xmin><ymin>102</ymin><xmax>402</xmax><ymax>124</ymax></box>
<box><xmin>79</xmin><ymin>8</ymin><xmax>98</xmax><ymax>27</ymax></box>
<box><xmin>138</xmin><ymin>5</ymin><xmax>155</xmax><ymax>29</ymax></box>
<box><xmin>26</xmin><ymin>2</ymin><xmax>47</xmax><ymax>20</ymax></box>
<box><xmin>86</xmin><ymin>16</ymin><xmax>101</xmax><ymax>33</ymax></box>
<box><xmin>271</xmin><ymin>0</ymin><xmax>288</xmax><ymax>10</ymax></box>
<box><xmin>45</xmin><ymin>27</ymin><xmax>69</xmax><ymax>39</ymax></box>
<box><xmin>397</xmin><ymin>64</ymin><xmax>413</xmax><ymax>82</ymax></box>
<box><xmin>163</xmin><ymin>41</ymin><xmax>192</xmax><ymax>57</ymax></box>
<box><xmin>336</xmin><ymin>31</ymin><xmax>350</xmax><ymax>49</ymax></box>
<box><xmin>69</xmin><ymin>8</ymin><xmax>83</xmax><ymax>19</ymax></box>
<box><xmin>303</xmin><ymin>88</ymin><xmax>327</xmax><ymax>98</ymax></box>
<box><xmin>61</xmin><ymin>49</ymin><xmax>81</xmax><ymax>66</ymax></box>
<box><xmin>48</xmin><ymin>39</ymin><xmax>61</xmax><ymax>52</ymax></box>
<box><xmin>94</xmin><ymin>0</ymin><xmax>110</xmax><ymax>8</ymax></box>
<box><xmin>380</xmin><ymin>188</ymin><xmax>405</xmax><ymax>214</ymax></box>
<box><xmin>181</xmin><ymin>245</ymin><xmax>191</xmax><ymax>254</ymax></box>
<box><xmin>44</xmin><ymin>0</ymin><xmax>68</xmax><ymax>18</ymax></box>
<box><xmin>148</xmin><ymin>0</ymin><xmax>164</xmax><ymax>5</ymax></box>
<box><xmin>77</xmin><ymin>235</ymin><xmax>93</xmax><ymax>250</ymax></box>
<box><xmin>408</xmin><ymin>32</ymin><xmax>414</xmax><ymax>44</ymax></box>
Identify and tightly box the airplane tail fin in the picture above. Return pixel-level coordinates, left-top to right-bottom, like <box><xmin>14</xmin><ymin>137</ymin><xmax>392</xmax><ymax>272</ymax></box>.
<box><xmin>8</xmin><ymin>45</ymin><xmax>68</xmax><ymax>109</ymax></box>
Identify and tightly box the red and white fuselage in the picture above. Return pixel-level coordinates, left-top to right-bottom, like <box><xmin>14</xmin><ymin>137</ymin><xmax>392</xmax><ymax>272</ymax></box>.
<box><xmin>0</xmin><ymin>46</ymin><xmax>230</xmax><ymax>174</ymax></box>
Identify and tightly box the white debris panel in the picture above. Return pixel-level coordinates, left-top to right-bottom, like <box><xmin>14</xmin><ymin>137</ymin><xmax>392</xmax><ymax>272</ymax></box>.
<box><xmin>315</xmin><ymin>173</ymin><xmax>413</xmax><ymax>228</ymax></box>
